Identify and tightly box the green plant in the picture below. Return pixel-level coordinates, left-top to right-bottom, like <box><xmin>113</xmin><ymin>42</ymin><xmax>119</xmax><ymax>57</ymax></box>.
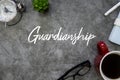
<box><xmin>33</xmin><ymin>0</ymin><xmax>49</xmax><ymax>13</ymax></box>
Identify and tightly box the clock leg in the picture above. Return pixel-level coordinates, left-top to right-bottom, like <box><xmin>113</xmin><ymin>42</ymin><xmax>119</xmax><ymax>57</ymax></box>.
<box><xmin>5</xmin><ymin>22</ymin><xmax>7</xmax><ymax>28</ymax></box>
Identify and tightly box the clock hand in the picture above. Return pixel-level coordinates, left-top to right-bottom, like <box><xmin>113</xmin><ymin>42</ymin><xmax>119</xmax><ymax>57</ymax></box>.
<box><xmin>4</xmin><ymin>7</ymin><xmax>9</xmax><ymax>13</ymax></box>
<box><xmin>4</xmin><ymin>7</ymin><xmax>13</xmax><ymax>13</ymax></box>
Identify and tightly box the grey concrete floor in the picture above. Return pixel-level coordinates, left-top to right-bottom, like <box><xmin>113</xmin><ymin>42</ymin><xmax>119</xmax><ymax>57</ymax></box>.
<box><xmin>0</xmin><ymin>0</ymin><xmax>120</xmax><ymax>80</ymax></box>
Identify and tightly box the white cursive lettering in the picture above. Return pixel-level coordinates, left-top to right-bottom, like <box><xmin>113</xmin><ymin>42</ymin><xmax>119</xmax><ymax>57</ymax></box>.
<box><xmin>28</xmin><ymin>26</ymin><xmax>96</xmax><ymax>46</ymax></box>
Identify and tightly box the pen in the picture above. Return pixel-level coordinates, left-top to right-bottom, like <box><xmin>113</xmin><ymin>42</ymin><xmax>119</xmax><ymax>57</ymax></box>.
<box><xmin>104</xmin><ymin>2</ymin><xmax>120</xmax><ymax>16</ymax></box>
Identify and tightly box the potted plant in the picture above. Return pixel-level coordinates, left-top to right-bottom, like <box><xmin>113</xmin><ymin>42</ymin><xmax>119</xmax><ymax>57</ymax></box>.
<box><xmin>32</xmin><ymin>0</ymin><xmax>49</xmax><ymax>13</ymax></box>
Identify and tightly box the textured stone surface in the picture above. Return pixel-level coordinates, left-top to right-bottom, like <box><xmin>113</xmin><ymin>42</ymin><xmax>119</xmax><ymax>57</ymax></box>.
<box><xmin>0</xmin><ymin>0</ymin><xmax>120</xmax><ymax>80</ymax></box>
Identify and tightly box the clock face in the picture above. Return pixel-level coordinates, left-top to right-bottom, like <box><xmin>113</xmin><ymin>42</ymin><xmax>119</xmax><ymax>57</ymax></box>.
<box><xmin>0</xmin><ymin>0</ymin><xmax>17</xmax><ymax>22</ymax></box>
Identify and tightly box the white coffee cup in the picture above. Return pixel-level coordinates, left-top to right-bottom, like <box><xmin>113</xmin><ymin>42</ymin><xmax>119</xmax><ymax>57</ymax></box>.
<box><xmin>100</xmin><ymin>51</ymin><xmax>120</xmax><ymax>80</ymax></box>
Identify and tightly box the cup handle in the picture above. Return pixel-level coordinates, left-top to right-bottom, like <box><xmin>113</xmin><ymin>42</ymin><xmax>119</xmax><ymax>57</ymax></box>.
<box><xmin>97</xmin><ymin>41</ymin><xmax>109</xmax><ymax>56</ymax></box>
<box><xmin>94</xmin><ymin>41</ymin><xmax>109</xmax><ymax>73</ymax></box>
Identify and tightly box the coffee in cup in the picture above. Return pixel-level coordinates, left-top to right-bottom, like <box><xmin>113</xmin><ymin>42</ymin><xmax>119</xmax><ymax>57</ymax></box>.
<box><xmin>100</xmin><ymin>52</ymin><xmax>120</xmax><ymax>79</ymax></box>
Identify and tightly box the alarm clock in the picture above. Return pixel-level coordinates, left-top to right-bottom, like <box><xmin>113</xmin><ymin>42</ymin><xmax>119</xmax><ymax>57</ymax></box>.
<box><xmin>0</xmin><ymin>0</ymin><xmax>17</xmax><ymax>22</ymax></box>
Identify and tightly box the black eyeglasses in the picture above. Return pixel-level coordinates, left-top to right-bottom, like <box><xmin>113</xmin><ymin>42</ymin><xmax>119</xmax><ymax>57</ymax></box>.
<box><xmin>57</xmin><ymin>60</ymin><xmax>91</xmax><ymax>80</ymax></box>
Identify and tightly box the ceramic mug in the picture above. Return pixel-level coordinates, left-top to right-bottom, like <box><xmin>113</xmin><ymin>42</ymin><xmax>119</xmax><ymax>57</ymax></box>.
<box><xmin>94</xmin><ymin>41</ymin><xmax>120</xmax><ymax>80</ymax></box>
